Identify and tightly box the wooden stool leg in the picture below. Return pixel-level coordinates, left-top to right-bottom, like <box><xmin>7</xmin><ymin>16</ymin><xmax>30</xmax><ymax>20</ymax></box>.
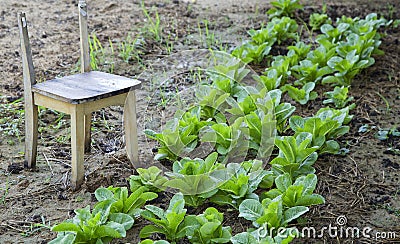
<box><xmin>24</xmin><ymin>103</ymin><xmax>38</xmax><ymax>168</ymax></box>
<box><xmin>124</xmin><ymin>91</ymin><xmax>139</xmax><ymax>165</ymax></box>
<box><xmin>71</xmin><ymin>106</ymin><xmax>85</xmax><ymax>190</ymax></box>
<box><xmin>84</xmin><ymin>113</ymin><xmax>91</xmax><ymax>153</ymax></box>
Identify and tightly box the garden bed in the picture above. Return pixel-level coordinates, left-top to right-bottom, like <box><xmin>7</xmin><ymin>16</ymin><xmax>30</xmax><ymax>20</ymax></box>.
<box><xmin>0</xmin><ymin>0</ymin><xmax>399</xmax><ymax>243</ymax></box>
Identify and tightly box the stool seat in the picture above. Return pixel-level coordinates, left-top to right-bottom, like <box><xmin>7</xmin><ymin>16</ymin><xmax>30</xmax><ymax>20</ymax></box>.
<box><xmin>32</xmin><ymin>71</ymin><xmax>141</xmax><ymax>104</ymax></box>
<box><xmin>17</xmin><ymin>1</ymin><xmax>141</xmax><ymax>190</ymax></box>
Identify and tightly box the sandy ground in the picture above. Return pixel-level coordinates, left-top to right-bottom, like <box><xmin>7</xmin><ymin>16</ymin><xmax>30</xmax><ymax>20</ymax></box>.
<box><xmin>0</xmin><ymin>0</ymin><xmax>399</xmax><ymax>243</ymax></box>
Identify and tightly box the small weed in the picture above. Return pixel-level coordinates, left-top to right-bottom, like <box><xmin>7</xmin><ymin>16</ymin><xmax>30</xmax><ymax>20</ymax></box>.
<box><xmin>0</xmin><ymin>176</ymin><xmax>10</xmax><ymax>205</ymax></box>
<box><xmin>376</xmin><ymin>127</ymin><xmax>400</xmax><ymax>141</ymax></box>
<box><xmin>376</xmin><ymin>92</ymin><xmax>391</xmax><ymax>113</ymax></box>
<box><xmin>383</xmin><ymin>203</ymin><xmax>400</xmax><ymax>217</ymax></box>
<box><xmin>0</xmin><ymin>97</ymin><xmax>24</xmax><ymax>143</ymax></box>
<box><xmin>197</xmin><ymin>20</ymin><xmax>222</xmax><ymax>49</ymax></box>
<box><xmin>88</xmin><ymin>33</ymin><xmax>115</xmax><ymax>73</ymax></box>
<box><xmin>165</xmin><ymin>33</ymin><xmax>178</xmax><ymax>54</ymax></box>
<box><xmin>141</xmin><ymin>1</ymin><xmax>162</xmax><ymax>42</ymax></box>
<box><xmin>20</xmin><ymin>216</ymin><xmax>51</xmax><ymax>237</ymax></box>
<box><xmin>119</xmin><ymin>34</ymin><xmax>144</xmax><ymax>63</ymax></box>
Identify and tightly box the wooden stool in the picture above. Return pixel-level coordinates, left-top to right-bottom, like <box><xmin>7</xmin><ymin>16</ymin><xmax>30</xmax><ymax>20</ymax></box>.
<box><xmin>17</xmin><ymin>0</ymin><xmax>141</xmax><ymax>190</ymax></box>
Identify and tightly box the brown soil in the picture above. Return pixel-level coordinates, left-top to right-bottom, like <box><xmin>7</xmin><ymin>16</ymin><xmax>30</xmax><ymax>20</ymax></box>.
<box><xmin>0</xmin><ymin>0</ymin><xmax>399</xmax><ymax>243</ymax></box>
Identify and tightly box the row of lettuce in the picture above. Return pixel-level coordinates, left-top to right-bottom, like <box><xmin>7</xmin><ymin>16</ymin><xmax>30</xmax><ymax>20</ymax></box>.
<box><xmin>49</xmin><ymin>0</ymin><xmax>394</xmax><ymax>243</ymax></box>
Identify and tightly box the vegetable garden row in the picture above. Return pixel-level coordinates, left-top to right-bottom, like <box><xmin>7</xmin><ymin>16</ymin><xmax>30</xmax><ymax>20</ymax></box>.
<box><xmin>49</xmin><ymin>0</ymin><xmax>395</xmax><ymax>243</ymax></box>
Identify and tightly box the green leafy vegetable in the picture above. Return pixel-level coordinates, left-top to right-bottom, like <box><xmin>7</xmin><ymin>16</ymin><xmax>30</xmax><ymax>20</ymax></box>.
<box><xmin>50</xmin><ymin>200</ymin><xmax>134</xmax><ymax>244</ymax></box>
<box><xmin>185</xmin><ymin>207</ymin><xmax>232</xmax><ymax>244</ymax></box>
<box><xmin>282</xmin><ymin>82</ymin><xmax>318</xmax><ymax>105</ymax></box>
<box><xmin>263</xmin><ymin>173</ymin><xmax>325</xmax><ymax>208</ymax></box>
<box><xmin>140</xmin><ymin>193</ymin><xmax>188</xmax><ymax>242</ymax></box>
<box><xmin>309</xmin><ymin>13</ymin><xmax>331</xmax><ymax>31</ymax></box>
<box><xmin>323</xmin><ymin>85</ymin><xmax>355</xmax><ymax>109</ymax></box>
<box><xmin>267</xmin><ymin>0</ymin><xmax>303</xmax><ymax>19</ymax></box>
<box><xmin>95</xmin><ymin>186</ymin><xmax>158</xmax><ymax>218</ymax></box>
<box><xmin>270</xmin><ymin>133</ymin><xmax>318</xmax><ymax>178</ymax></box>
<box><xmin>129</xmin><ymin>166</ymin><xmax>168</xmax><ymax>192</ymax></box>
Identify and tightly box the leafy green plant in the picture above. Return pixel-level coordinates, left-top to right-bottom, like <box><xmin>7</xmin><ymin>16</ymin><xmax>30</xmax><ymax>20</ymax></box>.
<box><xmin>232</xmin><ymin>42</ymin><xmax>272</xmax><ymax>64</ymax></box>
<box><xmin>238</xmin><ymin>197</ymin><xmax>307</xmax><ymax>234</ymax></box>
<box><xmin>309</xmin><ymin>13</ymin><xmax>331</xmax><ymax>31</ymax></box>
<box><xmin>255</xmin><ymin>69</ymin><xmax>282</xmax><ymax>91</ymax></box>
<box><xmin>306</xmin><ymin>45</ymin><xmax>336</xmax><ymax>67</ymax></box>
<box><xmin>208</xmin><ymin>58</ymin><xmax>251</xmax><ymax>94</ymax></box>
<box><xmin>262</xmin><ymin>173</ymin><xmax>325</xmax><ymax>207</ymax></box>
<box><xmin>94</xmin><ymin>186</ymin><xmax>158</xmax><ymax>217</ymax></box>
<box><xmin>291</xmin><ymin>60</ymin><xmax>334</xmax><ymax>85</ymax></box>
<box><xmin>231</xmin><ymin>229</ymin><xmax>295</xmax><ymax>244</ymax></box>
<box><xmin>267</xmin><ymin>0</ymin><xmax>303</xmax><ymax>19</ymax></box>
<box><xmin>210</xmin><ymin>161</ymin><xmax>273</xmax><ymax>208</ymax></box>
<box><xmin>140</xmin><ymin>193</ymin><xmax>189</xmax><ymax>242</ymax></box>
<box><xmin>265</xmin><ymin>56</ymin><xmax>292</xmax><ymax>84</ymax></box>
<box><xmin>195</xmin><ymin>86</ymin><xmax>230</xmax><ymax>121</ymax></box>
<box><xmin>322</xmin><ymin>50</ymin><xmax>375</xmax><ymax>86</ymax></box>
<box><xmin>286</xmin><ymin>41</ymin><xmax>311</xmax><ymax>65</ymax></box>
<box><xmin>248</xmin><ymin>28</ymin><xmax>276</xmax><ymax>46</ymax></box>
<box><xmin>268</xmin><ymin>89</ymin><xmax>296</xmax><ymax>133</ymax></box>
<box><xmin>185</xmin><ymin>207</ymin><xmax>232</xmax><ymax>243</ymax></box>
<box><xmin>164</xmin><ymin>152</ymin><xmax>223</xmax><ymax>206</ymax></box>
<box><xmin>323</xmin><ymin>86</ymin><xmax>355</xmax><ymax>109</ymax></box>
<box><xmin>317</xmin><ymin>23</ymin><xmax>350</xmax><ymax>44</ymax></box>
<box><xmin>199</xmin><ymin>118</ymin><xmax>248</xmax><ymax>160</ymax></box>
<box><xmin>144</xmin><ymin>107</ymin><xmax>212</xmax><ymax>160</ymax></box>
<box><xmin>139</xmin><ymin>240</ymin><xmax>170</xmax><ymax>244</ymax></box>
<box><xmin>282</xmin><ymin>82</ymin><xmax>318</xmax><ymax>105</ymax></box>
<box><xmin>289</xmin><ymin>107</ymin><xmax>352</xmax><ymax>154</ymax></box>
<box><xmin>270</xmin><ymin>133</ymin><xmax>318</xmax><ymax>178</ymax></box>
<box><xmin>269</xmin><ymin>17</ymin><xmax>299</xmax><ymax>45</ymax></box>
<box><xmin>50</xmin><ymin>200</ymin><xmax>134</xmax><ymax>244</ymax></box>
<box><xmin>129</xmin><ymin>166</ymin><xmax>168</xmax><ymax>192</ymax></box>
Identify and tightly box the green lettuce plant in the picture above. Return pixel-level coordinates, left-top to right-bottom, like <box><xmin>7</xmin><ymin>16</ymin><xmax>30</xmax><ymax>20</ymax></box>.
<box><xmin>139</xmin><ymin>240</ymin><xmax>170</xmax><ymax>244</ymax></box>
<box><xmin>291</xmin><ymin>60</ymin><xmax>333</xmax><ymax>85</ymax></box>
<box><xmin>265</xmin><ymin>56</ymin><xmax>292</xmax><ymax>84</ymax></box>
<box><xmin>270</xmin><ymin>132</ymin><xmax>318</xmax><ymax>178</ymax></box>
<box><xmin>268</xmin><ymin>89</ymin><xmax>296</xmax><ymax>133</ymax></box>
<box><xmin>267</xmin><ymin>0</ymin><xmax>303</xmax><ymax>18</ymax></box>
<box><xmin>50</xmin><ymin>200</ymin><xmax>134</xmax><ymax>244</ymax></box>
<box><xmin>317</xmin><ymin>23</ymin><xmax>350</xmax><ymax>44</ymax></box>
<box><xmin>323</xmin><ymin>85</ymin><xmax>355</xmax><ymax>109</ymax></box>
<box><xmin>164</xmin><ymin>152</ymin><xmax>223</xmax><ymax>207</ymax></box>
<box><xmin>231</xmin><ymin>229</ymin><xmax>295</xmax><ymax>244</ymax></box>
<box><xmin>262</xmin><ymin>173</ymin><xmax>325</xmax><ymax>207</ymax></box>
<box><xmin>94</xmin><ymin>186</ymin><xmax>158</xmax><ymax>218</ymax></box>
<box><xmin>210</xmin><ymin>161</ymin><xmax>273</xmax><ymax>208</ymax></box>
<box><xmin>255</xmin><ymin>69</ymin><xmax>282</xmax><ymax>91</ymax></box>
<box><xmin>322</xmin><ymin>50</ymin><xmax>375</xmax><ymax>86</ymax></box>
<box><xmin>289</xmin><ymin>107</ymin><xmax>352</xmax><ymax>154</ymax></box>
<box><xmin>306</xmin><ymin>45</ymin><xmax>336</xmax><ymax>67</ymax></box>
<box><xmin>282</xmin><ymin>82</ymin><xmax>318</xmax><ymax>105</ymax></box>
<box><xmin>144</xmin><ymin>106</ymin><xmax>214</xmax><ymax>161</ymax></box>
<box><xmin>309</xmin><ymin>13</ymin><xmax>331</xmax><ymax>31</ymax></box>
<box><xmin>232</xmin><ymin>42</ymin><xmax>272</xmax><ymax>64</ymax></box>
<box><xmin>129</xmin><ymin>166</ymin><xmax>168</xmax><ymax>192</ymax></box>
<box><xmin>238</xmin><ymin>197</ymin><xmax>308</xmax><ymax>232</ymax></box>
<box><xmin>139</xmin><ymin>193</ymin><xmax>189</xmax><ymax>242</ymax></box>
<box><xmin>185</xmin><ymin>207</ymin><xmax>232</xmax><ymax>243</ymax></box>
<box><xmin>268</xmin><ymin>17</ymin><xmax>299</xmax><ymax>44</ymax></box>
